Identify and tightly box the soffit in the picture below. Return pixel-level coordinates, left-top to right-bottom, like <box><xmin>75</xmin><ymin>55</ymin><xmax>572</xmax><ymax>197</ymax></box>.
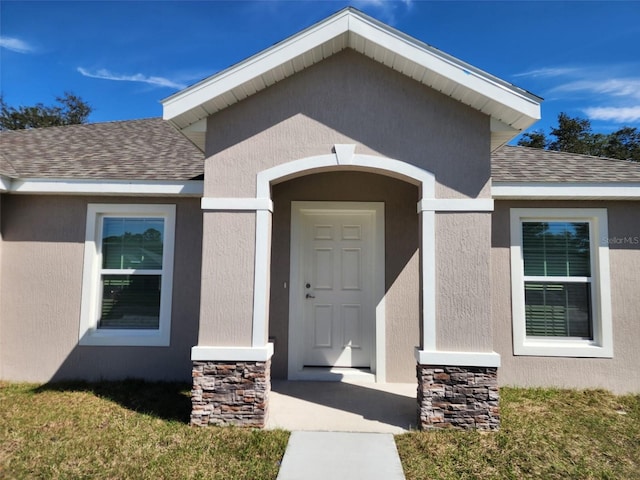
<box><xmin>162</xmin><ymin>8</ymin><xmax>542</xmax><ymax>152</ymax></box>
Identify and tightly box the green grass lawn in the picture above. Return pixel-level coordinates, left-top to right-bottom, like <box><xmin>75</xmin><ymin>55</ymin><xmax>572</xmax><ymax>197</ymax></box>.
<box><xmin>1</xmin><ymin>382</ymin><xmax>638</xmax><ymax>479</ymax></box>
<box><xmin>397</xmin><ymin>388</ymin><xmax>640</xmax><ymax>480</ymax></box>
<box><xmin>0</xmin><ymin>381</ymin><xmax>289</xmax><ymax>479</ymax></box>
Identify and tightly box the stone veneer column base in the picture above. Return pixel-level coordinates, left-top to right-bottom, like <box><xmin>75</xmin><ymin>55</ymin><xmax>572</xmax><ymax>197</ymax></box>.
<box><xmin>417</xmin><ymin>364</ymin><xmax>499</xmax><ymax>431</ymax></box>
<box><xmin>191</xmin><ymin>359</ymin><xmax>270</xmax><ymax>427</ymax></box>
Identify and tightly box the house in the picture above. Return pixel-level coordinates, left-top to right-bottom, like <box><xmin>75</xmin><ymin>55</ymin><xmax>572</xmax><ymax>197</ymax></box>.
<box><xmin>1</xmin><ymin>8</ymin><xmax>638</xmax><ymax>431</ymax></box>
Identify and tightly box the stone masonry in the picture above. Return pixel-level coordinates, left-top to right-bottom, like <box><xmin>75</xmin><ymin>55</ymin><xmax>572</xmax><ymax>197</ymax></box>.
<box><xmin>417</xmin><ymin>364</ymin><xmax>499</xmax><ymax>431</ymax></box>
<box><xmin>191</xmin><ymin>359</ymin><xmax>270</xmax><ymax>427</ymax></box>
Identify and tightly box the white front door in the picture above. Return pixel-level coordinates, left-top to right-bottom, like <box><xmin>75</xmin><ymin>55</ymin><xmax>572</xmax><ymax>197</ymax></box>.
<box><xmin>289</xmin><ymin>202</ymin><xmax>384</xmax><ymax>378</ymax></box>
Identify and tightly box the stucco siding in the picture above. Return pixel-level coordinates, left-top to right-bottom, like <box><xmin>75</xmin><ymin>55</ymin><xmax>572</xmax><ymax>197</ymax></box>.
<box><xmin>492</xmin><ymin>200</ymin><xmax>640</xmax><ymax>394</ymax></box>
<box><xmin>204</xmin><ymin>50</ymin><xmax>491</xmax><ymax>200</ymax></box>
<box><xmin>437</xmin><ymin>212</ymin><xmax>493</xmax><ymax>351</ymax></box>
<box><xmin>0</xmin><ymin>195</ymin><xmax>202</xmax><ymax>382</ymax></box>
<box><xmin>269</xmin><ymin>172</ymin><xmax>420</xmax><ymax>382</ymax></box>
<box><xmin>197</xmin><ymin>211</ymin><xmax>255</xmax><ymax>346</ymax></box>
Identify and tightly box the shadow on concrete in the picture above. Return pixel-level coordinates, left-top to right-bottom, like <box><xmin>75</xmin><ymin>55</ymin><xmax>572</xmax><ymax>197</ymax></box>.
<box><xmin>269</xmin><ymin>380</ymin><xmax>418</xmax><ymax>433</ymax></box>
<box><xmin>34</xmin><ymin>379</ymin><xmax>192</xmax><ymax>423</ymax></box>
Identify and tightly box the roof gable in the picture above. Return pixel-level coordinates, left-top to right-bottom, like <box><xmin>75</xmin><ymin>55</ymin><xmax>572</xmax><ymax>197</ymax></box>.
<box><xmin>162</xmin><ymin>7</ymin><xmax>541</xmax><ymax>152</ymax></box>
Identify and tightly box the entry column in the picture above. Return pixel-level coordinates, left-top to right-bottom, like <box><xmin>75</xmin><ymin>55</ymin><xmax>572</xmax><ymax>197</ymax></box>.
<box><xmin>191</xmin><ymin>198</ymin><xmax>274</xmax><ymax>427</ymax></box>
<box><xmin>416</xmin><ymin>199</ymin><xmax>501</xmax><ymax>431</ymax></box>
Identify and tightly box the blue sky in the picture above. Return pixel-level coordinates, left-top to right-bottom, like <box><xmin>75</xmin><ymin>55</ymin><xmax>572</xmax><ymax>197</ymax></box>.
<box><xmin>2</xmin><ymin>1</ymin><xmax>640</xmax><ymax>141</ymax></box>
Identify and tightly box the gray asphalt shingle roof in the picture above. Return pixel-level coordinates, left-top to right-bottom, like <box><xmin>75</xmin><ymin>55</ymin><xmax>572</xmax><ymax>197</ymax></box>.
<box><xmin>0</xmin><ymin>118</ymin><xmax>203</xmax><ymax>180</ymax></box>
<box><xmin>492</xmin><ymin>145</ymin><xmax>640</xmax><ymax>183</ymax></box>
<box><xmin>2</xmin><ymin>120</ymin><xmax>639</xmax><ymax>184</ymax></box>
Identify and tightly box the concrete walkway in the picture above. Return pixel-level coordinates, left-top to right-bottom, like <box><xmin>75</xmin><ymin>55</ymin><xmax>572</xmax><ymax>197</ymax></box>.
<box><xmin>267</xmin><ymin>380</ymin><xmax>418</xmax><ymax>433</ymax></box>
<box><xmin>276</xmin><ymin>431</ymin><xmax>406</xmax><ymax>480</ymax></box>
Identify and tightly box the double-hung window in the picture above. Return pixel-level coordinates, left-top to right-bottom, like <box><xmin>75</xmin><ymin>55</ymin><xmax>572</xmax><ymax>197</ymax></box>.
<box><xmin>510</xmin><ymin>208</ymin><xmax>612</xmax><ymax>357</ymax></box>
<box><xmin>79</xmin><ymin>204</ymin><xmax>175</xmax><ymax>346</ymax></box>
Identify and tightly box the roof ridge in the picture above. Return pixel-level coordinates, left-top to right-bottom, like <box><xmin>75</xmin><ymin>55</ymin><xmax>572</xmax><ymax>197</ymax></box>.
<box><xmin>0</xmin><ymin>117</ymin><xmax>163</xmax><ymax>136</ymax></box>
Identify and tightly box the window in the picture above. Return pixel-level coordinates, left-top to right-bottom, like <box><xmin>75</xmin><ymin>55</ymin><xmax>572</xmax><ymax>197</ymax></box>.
<box><xmin>510</xmin><ymin>209</ymin><xmax>612</xmax><ymax>357</ymax></box>
<box><xmin>79</xmin><ymin>204</ymin><xmax>175</xmax><ymax>346</ymax></box>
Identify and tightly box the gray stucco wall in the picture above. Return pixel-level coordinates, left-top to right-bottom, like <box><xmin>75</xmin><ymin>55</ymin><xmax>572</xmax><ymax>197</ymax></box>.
<box><xmin>0</xmin><ymin>195</ymin><xmax>202</xmax><ymax>382</ymax></box>
<box><xmin>437</xmin><ymin>212</ymin><xmax>493</xmax><ymax>352</ymax></box>
<box><xmin>198</xmin><ymin>49</ymin><xmax>493</xmax><ymax>378</ymax></box>
<box><xmin>492</xmin><ymin>200</ymin><xmax>640</xmax><ymax>394</ymax></box>
<box><xmin>204</xmin><ymin>50</ymin><xmax>490</xmax><ymax>200</ymax></box>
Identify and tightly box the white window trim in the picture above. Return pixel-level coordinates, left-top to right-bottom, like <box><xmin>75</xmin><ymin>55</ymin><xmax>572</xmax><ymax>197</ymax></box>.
<box><xmin>79</xmin><ymin>204</ymin><xmax>176</xmax><ymax>346</ymax></box>
<box><xmin>510</xmin><ymin>208</ymin><xmax>613</xmax><ymax>358</ymax></box>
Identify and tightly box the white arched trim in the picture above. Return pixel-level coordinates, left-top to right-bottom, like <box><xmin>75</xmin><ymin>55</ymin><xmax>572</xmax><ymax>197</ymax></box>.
<box><xmin>252</xmin><ymin>149</ymin><xmax>437</xmax><ymax>361</ymax></box>
<box><xmin>256</xmin><ymin>152</ymin><xmax>436</xmax><ymax>199</ymax></box>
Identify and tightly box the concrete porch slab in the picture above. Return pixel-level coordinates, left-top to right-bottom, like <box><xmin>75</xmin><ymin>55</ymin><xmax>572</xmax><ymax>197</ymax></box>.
<box><xmin>267</xmin><ymin>380</ymin><xmax>418</xmax><ymax>434</ymax></box>
<box><xmin>276</xmin><ymin>431</ymin><xmax>406</xmax><ymax>480</ymax></box>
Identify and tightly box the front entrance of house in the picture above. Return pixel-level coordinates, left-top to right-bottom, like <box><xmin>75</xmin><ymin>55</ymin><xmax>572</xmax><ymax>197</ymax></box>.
<box><xmin>288</xmin><ymin>202</ymin><xmax>385</xmax><ymax>381</ymax></box>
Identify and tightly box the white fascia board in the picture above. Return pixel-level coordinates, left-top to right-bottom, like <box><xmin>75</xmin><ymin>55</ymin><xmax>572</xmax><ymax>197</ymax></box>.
<box><xmin>191</xmin><ymin>344</ymin><xmax>274</xmax><ymax>362</ymax></box>
<box><xmin>163</xmin><ymin>8</ymin><xmax>540</xmax><ymax>132</ymax></box>
<box><xmin>0</xmin><ymin>175</ymin><xmax>11</xmax><ymax>192</ymax></box>
<box><xmin>163</xmin><ymin>12</ymin><xmax>350</xmax><ymax>121</ymax></box>
<box><xmin>492</xmin><ymin>182</ymin><xmax>640</xmax><ymax>199</ymax></box>
<box><xmin>349</xmin><ymin>17</ymin><xmax>541</xmax><ymax>124</ymax></box>
<box><xmin>415</xmin><ymin>349</ymin><xmax>501</xmax><ymax>368</ymax></box>
<box><xmin>8</xmin><ymin>178</ymin><xmax>204</xmax><ymax>196</ymax></box>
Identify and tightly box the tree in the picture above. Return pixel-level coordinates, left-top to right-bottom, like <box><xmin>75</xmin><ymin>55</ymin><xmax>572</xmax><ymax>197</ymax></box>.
<box><xmin>518</xmin><ymin>112</ymin><xmax>639</xmax><ymax>162</ymax></box>
<box><xmin>547</xmin><ymin>113</ymin><xmax>593</xmax><ymax>154</ymax></box>
<box><xmin>518</xmin><ymin>129</ymin><xmax>548</xmax><ymax>149</ymax></box>
<box><xmin>604</xmin><ymin>127</ymin><xmax>640</xmax><ymax>161</ymax></box>
<box><xmin>0</xmin><ymin>92</ymin><xmax>92</xmax><ymax>130</ymax></box>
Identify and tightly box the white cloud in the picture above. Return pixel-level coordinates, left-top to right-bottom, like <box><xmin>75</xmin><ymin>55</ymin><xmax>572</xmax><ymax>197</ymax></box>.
<box><xmin>77</xmin><ymin>67</ymin><xmax>186</xmax><ymax>89</ymax></box>
<box><xmin>352</xmin><ymin>0</ymin><xmax>413</xmax><ymax>25</ymax></box>
<box><xmin>0</xmin><ymin>36</ymin><xmax>35</xmax><ymax>54</ymax></box>
<box><xmin>513</xmin><ymin>67</ymin><xmax>579</xmax><ymax>78</ymax></box>
<box><xmin>553</xmin><ymin>78</ymin><xmax>640</xmax><ymax>101</ymax></box>
<box><xmin>583</xmin><ymin>106</ymin><xmax>640</xmax><ymax>123</ymax></box>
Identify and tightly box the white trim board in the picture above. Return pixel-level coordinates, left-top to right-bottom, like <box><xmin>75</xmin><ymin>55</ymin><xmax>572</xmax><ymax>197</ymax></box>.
<box><xmin>5</xmin><ymin>178</ymin><xmax>204</xmax><ymax>196</ymax></box>
<box><xmin>493</xmin><ymin>182</ymin><xmax>640</xmax><ymax>199</ymax></box>
<box><xmin>418</xmin><ymin>198</ymin><xmax>494</xmax><ymax>212</ymax></box>
<box><xmin>191</xmin><ymin>344</ymin><xmax>274</xmax><ymax>362</ymax></box>
<box><xmin>0</xmin><ymin>176</ymin><xmax>11</xmax><ymax>192</ymax></box>
<box><xmin>201</xmin><ymin>197</ymin><xmax>273</xmax><ymax>211</ymax></box>
<box><xmin>415</xmin><ymin>349</ymin><xmax>501</xmax><ymax>368</ymax></box>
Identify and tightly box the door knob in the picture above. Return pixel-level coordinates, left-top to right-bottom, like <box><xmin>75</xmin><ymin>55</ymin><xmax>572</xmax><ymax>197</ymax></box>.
<box><xmin>306</xmin><ymin>293</ymin><xmax>315</xmax><ymax>299</ymax></box>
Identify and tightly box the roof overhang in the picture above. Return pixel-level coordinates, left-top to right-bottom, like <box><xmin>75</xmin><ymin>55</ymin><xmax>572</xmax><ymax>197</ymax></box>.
<box><xmin>162</xmin><ymin>7</ymin><xmax>542</xmax><ymax>152</ymax></box>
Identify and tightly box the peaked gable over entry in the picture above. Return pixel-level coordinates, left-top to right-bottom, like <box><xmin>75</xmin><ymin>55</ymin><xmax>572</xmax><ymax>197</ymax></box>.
<box><xmin>162</xmin><ymin>8</ymin><xmax>541</xmax><ymax>151</ymax></box>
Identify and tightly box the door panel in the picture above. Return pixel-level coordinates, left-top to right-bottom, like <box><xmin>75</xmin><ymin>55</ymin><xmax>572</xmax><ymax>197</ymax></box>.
<box><xmin>302</xmin><ymin>211</ymin><xmax>374</xmax><ymax>368</ymax></box>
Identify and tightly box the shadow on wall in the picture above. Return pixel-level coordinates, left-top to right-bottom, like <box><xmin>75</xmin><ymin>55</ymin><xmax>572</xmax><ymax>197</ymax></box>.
<box><xmin>33</xmin><ymin>379</ymin><xmax>192</xmax><ymax>423</ymax></box>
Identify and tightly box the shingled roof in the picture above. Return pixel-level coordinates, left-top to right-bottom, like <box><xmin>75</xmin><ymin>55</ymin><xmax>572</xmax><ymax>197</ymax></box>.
<box><xmin>492</xmin><ymin>145</ymin><xmax>640</xmax><ymax>183</ymax></box>
<box><xmin>2</xmin><ymin>120</ymin><xmax>639</xmax><ymax>185</ymax></box>
<box><xmin>0</xmin><ymin>118</ymin><xmax>203</xmax><ymax>180</ymax></box>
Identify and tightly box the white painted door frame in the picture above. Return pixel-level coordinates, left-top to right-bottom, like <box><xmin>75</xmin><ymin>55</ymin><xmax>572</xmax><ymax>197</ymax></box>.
<box><xmin>288</xmin><ymin>201</ymin><xmax>385</xmax><ymax>381</ymax></box>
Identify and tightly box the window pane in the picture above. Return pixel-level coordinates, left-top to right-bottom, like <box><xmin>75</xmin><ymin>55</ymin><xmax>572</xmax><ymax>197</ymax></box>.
<box><xmin>525</xmin><ymin>282</ymin><xmax>592</xmax><ymax>338</ymax></box>
<box><xmin>99</xmin><ymin>275</ymin><xmax>161</xmax><ymax>329</ymax></box>
<box><xmin>522</xmin><ymin>222</ymin><xmax>590</xmax><ymax>277</ymax></box>
<box><xmin>102</xmin><ymin>218</ymin><xmax>164</xmax><ymax>269</ymax></box>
